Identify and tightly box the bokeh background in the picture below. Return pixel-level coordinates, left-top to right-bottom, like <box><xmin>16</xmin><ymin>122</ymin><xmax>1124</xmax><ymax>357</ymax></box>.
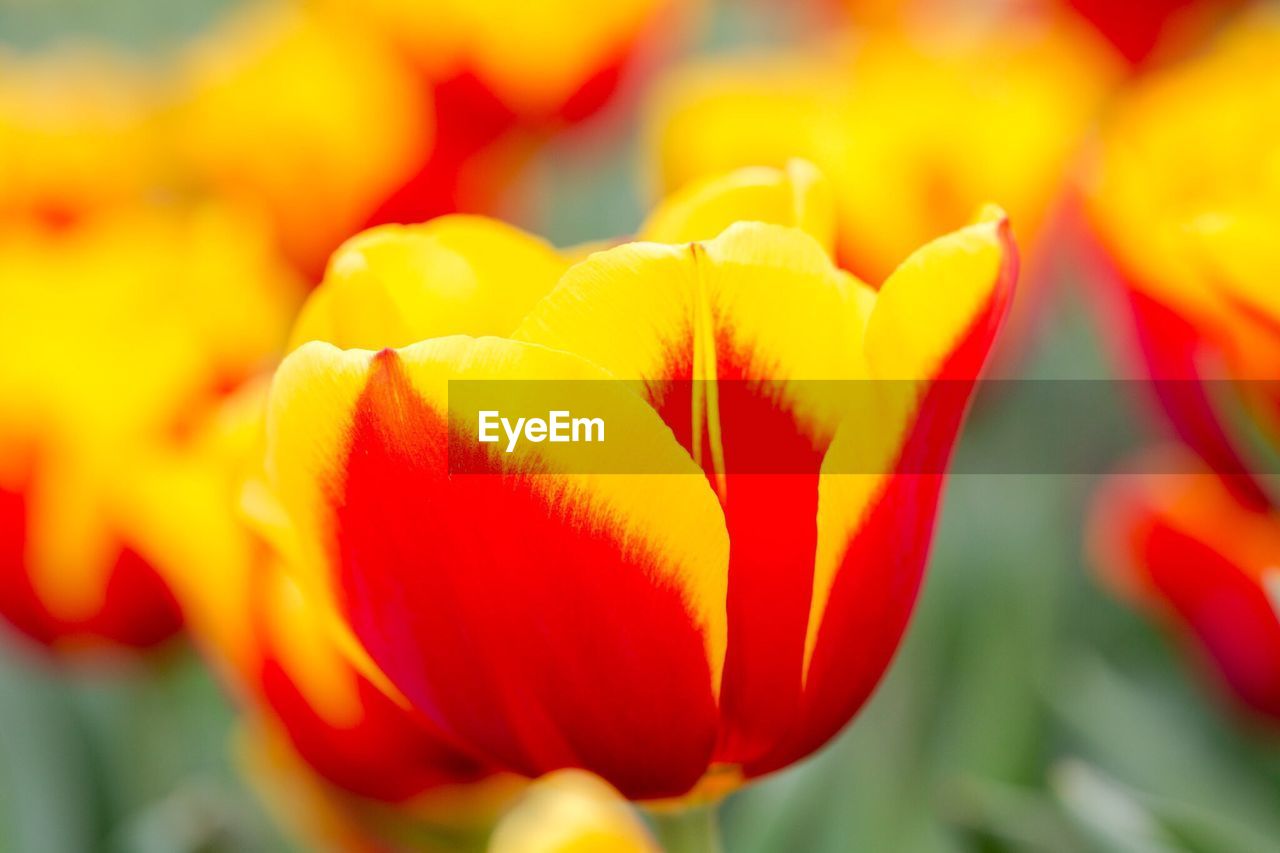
<box><xmin>3</xmin><ymin>0</ymin><xmax>1280</xmax><ymax>851</ymax></box>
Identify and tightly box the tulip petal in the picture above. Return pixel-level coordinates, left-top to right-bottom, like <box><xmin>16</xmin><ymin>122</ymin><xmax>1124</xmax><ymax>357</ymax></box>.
<box><xmin>266</xmin><ymin>338</ymin><xmax>729</xmax><ymax>799</ymax></box>
<box><xmin>762</xmin><ymin>210</ymin><xmax>1016</xmax><ymax>775</ymax></box>
<box><xmin>0</xmin><ymin>478</ymin><xmax>181</xmax><ymax>650</ymax></box>
<box><xmin>254</xmin><ymin>568</ymin><xmax>491</xmax><ymax>802</ymax></box>
<box><xmin>290</xmin><ymin>215</ymin><xmax>568</xmax><ymax>352</ymax></box>
<box><xmin>639</xmin><ymin>160</ymin><xmax>837</xmax><ymax>255</ymax></box>
<box><xmin>1125</xmin><ymin>289</ymin><xmax>1272</xmax><ymax>511</ymax></box>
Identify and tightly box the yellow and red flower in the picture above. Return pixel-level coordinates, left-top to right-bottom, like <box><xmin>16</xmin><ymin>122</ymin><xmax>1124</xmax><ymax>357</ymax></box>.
<box><xmin>0</xmin><ymin>204</ymin><xmax>298</xmax><ymax>654</ymax></box>
<box><xmin>840</xmin><ymin>0</ymin><xmax>1244</xmax><ymax>70</ymax></box>
<box><xmin>1</xmin><ymin>0</ymin><xmax>678</xmax><ymax>278</ymax></box>
<box><xmin>1055</xmin><ymin>0</ymin><xmax>1246</xmax><ymax>69</ymax></box>
<box><xmin>327</xmin><ymin>0</ymin><xmax>687</xmax><ymax>242</ymax></box>
<box><xmin>172</xmin><ymin>2</ymin><xmax>433</xmax><ymax>277</ymax></box>
<box><xmin>1091</xmin><ymin>460</ymin><xmax>1280</xmax><ymax>721</ymax></box>
<box><xmin>261</xmin><ymin>163</ymin><xmax>1017</xmax><ymax>800</ymax></box>
<box><xmin>1085</xmin><ymin>14</ymin><xmax>1280</xmax><ymax>723</ymax></box>
<box><xmin>648</xmin><ymin>15</ymin><xmax>1112</xmax><ymax>352</ymax></box>
<box><xmin>1085</xmin><ymin>13</ymin><xmax>1280</xmax><ymax>507</ymax></box>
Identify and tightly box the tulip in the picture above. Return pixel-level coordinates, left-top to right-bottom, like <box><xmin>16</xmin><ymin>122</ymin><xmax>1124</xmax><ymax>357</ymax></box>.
<box><xmin>649</xmin><ymin>19</ymin><xmax>1114</xmax><ymax>291</ymax></box>
<box><xmin>151</xmin><ymin>165</ymin><xmax>839</xmax><ymax>845</ymax></box>
<box><xmin>1091</xmin><ymin>458</ymin><xmax>1280</xmax><ymax>722</ymax></box>
<box><xmin>1085</xmin><ymin>14</ymin><xmax>1280</xmax><ymax>508</ymax></box>
<box><xmin>0</xmin><ymin>205</ymin><xmax>298</xmax><ymax>653</ymax></box>
<box><xmin>320</xmin><ymin>0</ymin><xmax>675</xmax><ymax>119</ymax></box>
<box><xmin>840</xmin><ymin>0</ymin><xmax>1243</xmax><ymax>69</ymax></box>
<box><xmin>1058</xmin><ymin>0</ymin><xmax>1246</xmax><ymax>68</ymax></box>
<box><xmin>1085</xmin><ymin>15</ymin><xmax>1280</xmax><ymax>726</ymax></box>
<box><xmin>173</xmin><ymin>2</ymin><xmax>432</xmax><ymax>276</ymax></box>
<box><xmin>333</xmin><ymin>0</ymin><xmax>687</xmax><ymax>237</ymax></box>
<box><xmin>261</xmin><ymin>162</ymin><xmax>1017</xmax><ymax>802</ymax></box>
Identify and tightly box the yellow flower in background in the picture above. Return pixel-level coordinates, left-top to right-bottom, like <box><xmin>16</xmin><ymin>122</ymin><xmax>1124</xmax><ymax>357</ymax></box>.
<box><xmin>0</xmin><ymin>45</ymin><xmax>164</xmax><ymax>226</ymax></box>
<box><xmin>173</xmin><ymin>1</ymin><xmax>432</xmax><ymax>277</ymax></box>
<box><xmin>0</xmin><ymin>203</ymin><xmax>299</xmax><ymax>654</ymax></box>
<box><xmin>1088</xmin><ymin>13</ymin><xmax>1280</xmax><ymax>349</ymax></box>
<box><xmin>650</xmin><ymin>18</ymin><xmax>1116</xmax><ymax>289</ymax></box>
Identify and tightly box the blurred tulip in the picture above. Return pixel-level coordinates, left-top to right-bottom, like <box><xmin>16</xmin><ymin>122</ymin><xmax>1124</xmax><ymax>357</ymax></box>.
<box><xmin>173</xmin><ymin>1</ymin><xmax>432</xmax><ymax>277</ymax></box>
<box><xmin>840</xmin><ymin>0</ymin><xmax>1243</xmax><ymax>69</ymax></box>
<box><xmin>0</xmin><ymin>204</ymin><xmax>298</xmax><ymax>654</ymax></box>
<box><xmin>1091</xmin><ymin>458</ymin><xmax>1280</xmax><ymax>722</ymax></box>
<box><xmin>0</xmin><ymin>45</ymin><xmax>163</xmax><ymax>227</ymax></box>
<box><xmin>648</xmin><ymin>17</ymin><xmax>1112</xmax><ymax>355</ymax></box>
<box><xmin>1059</xmin><ymin>0</ymin><xmax>1246</xmax><ymax>68</ymax></box>
<box><xmin>0</xmin><ymin>0</ymin><xmax>681</xmax><ymax>280</ymax></box>
<box><xmin>1086</xmin><ymin>13</ymin><xmax>1280</xmax><ymax>730</ymax></box>
<box><xmin>490</xmin><ymin>771</ymin><xmax>659</xmax><ymax>853</ymax></box>
<box><xmin>320</xmin><ymin>0</ymin><xmax>674</xmax><ymax>120</ymax></box>
<box><xmin>338</xmin><ymin>0</ymin><xmax>687</xmax><ymax>237</ymax></box>
<box><xmin>1085</xmin><ymin>13</ymin><xmax>1280</xmax><ymax>507</ymax></box>
<box><xmin>261</xmin><ymin>164</ymin><xmax>1016</xmax><ymax>800</ymax></box>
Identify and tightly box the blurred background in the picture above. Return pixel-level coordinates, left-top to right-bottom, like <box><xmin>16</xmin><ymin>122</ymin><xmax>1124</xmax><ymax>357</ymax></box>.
<box><xmin>2</xmin><ymin>0</ymin><xmax>1280</xmax><ymax>850</ymax></box>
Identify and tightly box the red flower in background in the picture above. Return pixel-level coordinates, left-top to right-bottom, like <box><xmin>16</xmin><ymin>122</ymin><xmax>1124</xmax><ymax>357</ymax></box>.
<box><xmin>1092</xmin><ymin>463</ymin><xmax>1280</xmax><ymax>722</ymax></box>
<box><xmin>0</xmin><ymin>206</ymin><xmax>298</xmax><ymax>656</ymax></box>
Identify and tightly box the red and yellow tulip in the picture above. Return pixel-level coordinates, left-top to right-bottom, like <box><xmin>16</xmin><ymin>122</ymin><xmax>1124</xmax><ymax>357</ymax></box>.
<box><xmin>648</xmin><ymin>15</ymin><xmax>1111</xmax><ymax>352</ymax></box>
<box><xmin>1056</xmin><ymin>0</ymin><xmax>1246</xmax><ymax>69</ymax></box>
<box><xmin>1086</xmin><ymin>14</ymin><xmax>1280</xmax><ymax>724</ymax></box>
<box><xmin>1091</xmin><ymin>459</ymin><xmax>1280</xmax><ymax>722</ymax></box>
<box><xmin>319</xmin><ymin>0</ymin><xmax>675</xmax><ymax>120</ymax></box>
<box><xmin>172</xmin><ymin>1</ymin><xmax>433</xmax><ymax>276</ymax></box>
<box><xmin>261</xmin><ymin>162</ymin><xmax>1017</xmax><ymax>800</ymax></box>
<box><xmin>1085</xmin><ymin>13</ymin><xmax>1280</xmax><ymax>507</ymax></box>
<box><xmin>840</xmin><ymin>0</ymin><xmax>1244</xmax><ymax>69</ymax></box>
<box><xmin>0</xmin><ymin>0</ymin><xmax>678</xmax><ymax>277</ymax></box>
<box><xmin>327</xmin><ymin>0</ymin><xmax>687</xmax><ymax>243</ymax></box>
<box><xmin>0</xmin><ymin>204</ymin><xmax>298</xmax><ymax>654</ymax></box>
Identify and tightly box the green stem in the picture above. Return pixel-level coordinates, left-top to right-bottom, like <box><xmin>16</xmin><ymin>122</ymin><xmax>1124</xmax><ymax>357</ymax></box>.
<box><xmin>649</xmin><ymin>803</ymin><xmax>724</xmax><ymax>853</ymax></box>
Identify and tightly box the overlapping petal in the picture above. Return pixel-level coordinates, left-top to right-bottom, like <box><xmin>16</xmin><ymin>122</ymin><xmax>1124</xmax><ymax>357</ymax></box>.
<box><xmin>291</xmin><ymin>215</ymin><xmax>567</xmax><ymax>351</ymax></box>
<box><xmin>267</xmin><ymin>339</ymin><xmax>730</xmax><ymax>799</ymax></box>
